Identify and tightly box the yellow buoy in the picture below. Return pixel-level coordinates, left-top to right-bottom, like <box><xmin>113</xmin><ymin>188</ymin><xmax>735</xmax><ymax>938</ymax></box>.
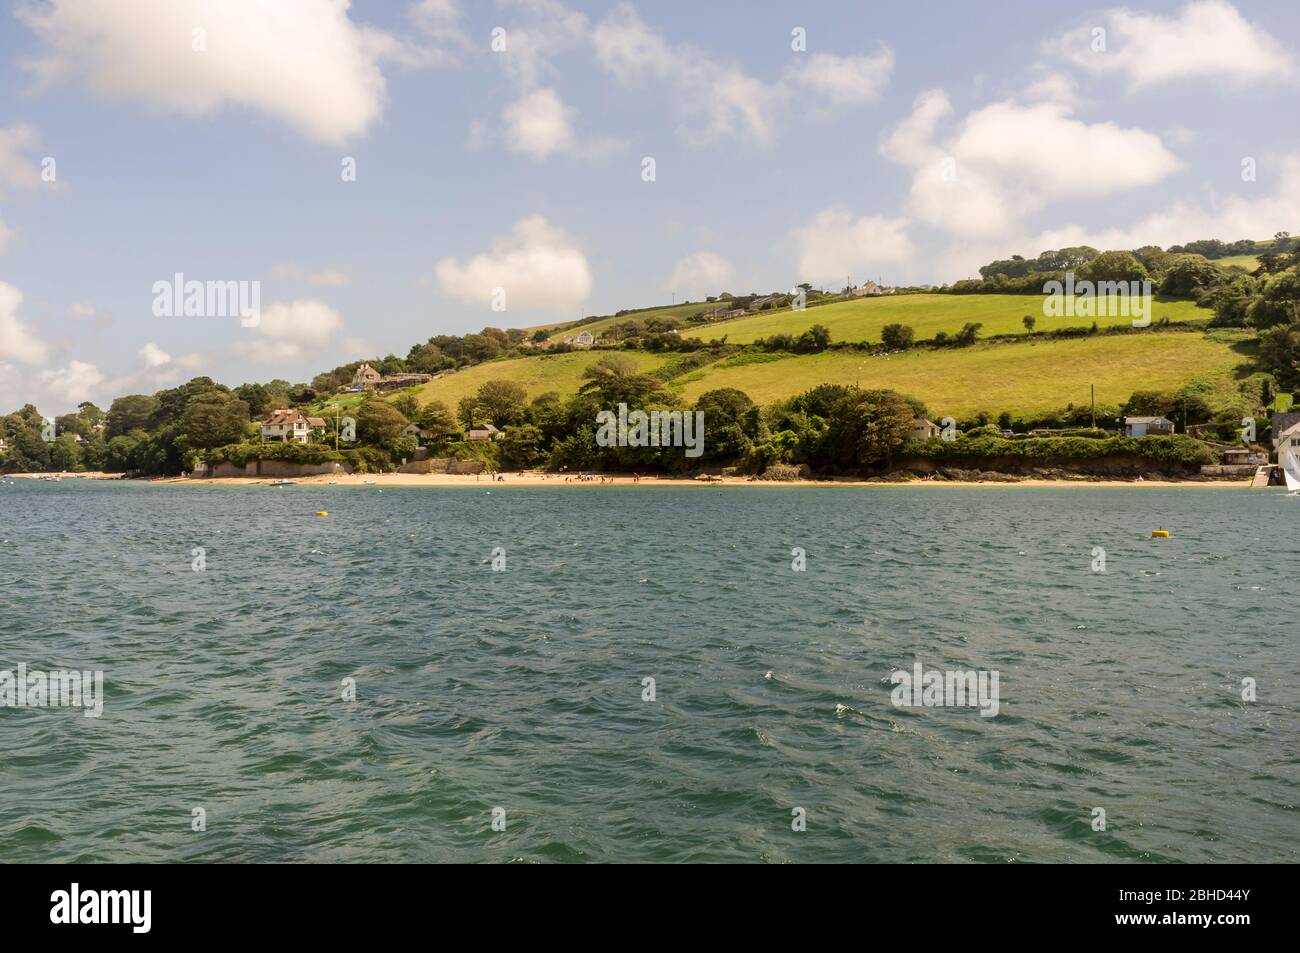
<box><xmin>316</xmin><ymin>511</ymin><xmax>329</xmax><ymax>517</ymax></box>
<box><xmin>1151</xmin><ymin>529</ymin><xmax>1169</xmax><ymax>538</ymax></box>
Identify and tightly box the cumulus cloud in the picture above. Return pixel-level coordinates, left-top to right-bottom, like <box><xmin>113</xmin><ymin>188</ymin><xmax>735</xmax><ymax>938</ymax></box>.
<box><xmin>882</xmin><ymin>89</ymin><xmax>1181</xmax><ymax>239</ymax></box>
<box><xmin>503</xmin><ymin>87</ymin><xmax>576</xmax><ymax>158</ymax></box>
<box><xmin>666</xmin><ymin>252</ymin><xmax>733</xmax><ymax>297</ymax></box>
<box><xmin>38</xmin><ymin>359</ymin><xmax>104</xmax><ymax>405</ymax></box>
<box><xmin>785</xmin><ymin>48</ymin><xmax>895</xmax><ymax>106</ymax></box>
<box><xmin>17</xmin><ymin>0</ymin><xmax>465</xmax><ymax>144</ymax></box>
<box><xmin>1050</xmin><ymin>0</ymin><xmax>1295</xmax><ymax>90</ymax></box>
<box><xmin>0</xmin><ymin>281</ymin><xmax>49</xmax><ymax>365</ymax></box>
<box><xmin>790</xmin><ymin>209</ymin><xmax>915</xmax><ymax>286</ymax></box>
<box><xmin>235</xmin><ymin>298</ymin><xmax>344</xmax><ymax>364</ymax></box>
<box><xmin>139</xmin><ymin>342</ymin><xmax>171</xmax><ymax>368</ymax></box>
<box><xmin>435</xmin><ymin>215</ymin><xmax>592</xmax><ymax>313</ymax></box>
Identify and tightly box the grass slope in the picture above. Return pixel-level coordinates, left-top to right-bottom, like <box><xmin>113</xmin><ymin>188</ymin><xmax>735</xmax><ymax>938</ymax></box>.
<box><xmin>410</xmin><ymin>350</ymin><xmax>670</xmax><ymax>407</ymax></box>
<box><xmin>670</xmin><ymin>332</ymin><xmax>1249</xmax><ymax>418</ymax></box>
<box><xmin>684</xmin><ymin>293</ymin><xmax>1212</xmax><ymax>345</ymax></box>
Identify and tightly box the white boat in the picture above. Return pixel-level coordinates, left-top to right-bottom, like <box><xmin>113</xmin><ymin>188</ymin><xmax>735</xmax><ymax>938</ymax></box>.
<box><xmin>269</xmin><ymin>479</ymin><xmax>296</xmax><ymax>487</ymax></box>
<box><xmin>1283</xmin><ymin>449</ymin><xmax>1300</xmax><ymax>494</ymax></box>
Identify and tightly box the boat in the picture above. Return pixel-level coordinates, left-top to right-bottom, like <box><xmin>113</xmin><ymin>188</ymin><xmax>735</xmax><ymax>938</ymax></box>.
<box><xmin>269</xmin><ymin>479</ymin><xmax>296</xmax><ymax>487</ymax></box>
<box><xmin>1283</xmin><ymin>449</ymin><xmax>1300</xmax><ymax>494</ymax></box>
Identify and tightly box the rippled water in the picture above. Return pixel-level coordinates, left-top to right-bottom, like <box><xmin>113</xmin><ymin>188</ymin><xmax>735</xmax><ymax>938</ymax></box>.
<box><xmin>0</xmin><ymin>479</ymin><xmax>1296</xmax><ymax>863</ymax></box>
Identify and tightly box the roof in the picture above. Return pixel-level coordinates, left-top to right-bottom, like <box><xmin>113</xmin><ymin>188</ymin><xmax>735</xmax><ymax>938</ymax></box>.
<box><xmin>1125</xmin><ymin>416</ymin><xmax>1173</xmax><ymax>424</ymax></box>
<box><xmin>261</xmin><ymin>408</ymin><xmax>324</xmax><ymax>428</ymax></box>
<box><xmin>1276</xmin><ymin>421</ymin><xmax>1300</xmax><ymax>439</ymax></box>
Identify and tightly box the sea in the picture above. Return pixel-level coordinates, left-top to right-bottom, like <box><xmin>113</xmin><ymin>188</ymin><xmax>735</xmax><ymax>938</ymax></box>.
<box><xmin>0</xmin><ymin>479</ymin><xmax>1295</xmax><ymax>863</ymax></box>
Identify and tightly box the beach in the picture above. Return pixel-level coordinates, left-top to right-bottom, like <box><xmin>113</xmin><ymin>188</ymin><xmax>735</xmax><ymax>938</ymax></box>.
<box><xmin>10</xmin><ymin>471</ymin><xmax>1254</xmax><ymax>489</ymax></box>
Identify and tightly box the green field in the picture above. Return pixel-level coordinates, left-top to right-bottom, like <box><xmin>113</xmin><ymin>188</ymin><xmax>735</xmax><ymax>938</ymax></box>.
<box><xmin>1215</xmin><ymin>254</ymin><xmax>1260</xmax><ymax>272</ymax></box>
<box><xmin>410</xmin><ymin>349</ymin><xmax>670</xmax><ymax>407</ymax></box>
<box><xmin>668</xmin><ymin>332</ymin><xmax>1249</xmax><ymax>417</ymax></box>
<box><xmin>684</xmin><ymin>293</ymin><xmax>1212</xmax><ymax>345</ymax></box>
<box><xmin>527</xmin><ymin>301</ymin><xmax>724</xmax><ymax>339</ymax></box>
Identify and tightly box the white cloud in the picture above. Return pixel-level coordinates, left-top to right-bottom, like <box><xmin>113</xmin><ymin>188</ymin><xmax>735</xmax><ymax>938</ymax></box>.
<box><xmin>0</xmin><ymin>124</ymin><xmax>46</xmax><ymax>193</ymax></box>
<box><xmin>1051</xmin><ymin>0</ymin><xmax>1295</xmax><ymax>90</ymax></box>
<box><xmin>16</xmin><ymin>0</ymin><xmax>464</xmax><ymax>144</ymax></box>
<box><xmin>882</xmin><ymin>89</ymin><xmax>1181</xmax><ymax>239</ymax></box>
<box><xmin>139</xmin><ymin>342</ymin><xmax>171</xmax><ymax>368</ymax></box>
<box><xmin>235</xmin><ymin>298</ymin><xmax>343</xmax><ymax>364</ymax></box>
<box><xmin>435</xmin><ymin>215</ymin><xmax>592</xmax><ymax>313</ymax></box>
<box><xmin>593</xmin><ymin>4</ymin><xmax>783</xmax><ymax>144</ymax></box>
<box><xmin>790</xmin><ymin>209</ymin><xmax>915</xmax><ymax>286</ymax></box>
<box><xmin>785</xmin><ymin>48</ymin><xmax>895</xmax><ymax>106</ymax></box>
<box><xmin>504</xmin><ymin>87</ymin><xmax>577</xmax><ymax>159</ymax></box>
<box><xmin>0</xmin><ymin>281</ymin><xmax>49</xmax><ymax>365</ymax></box>
<box><xmin>666</xmin><ymin>252</ymin><xmax>733</xmax><ymax>296</ymax></box>
<box><xmin>308</xmin><ymin>268</ymin><xmax>351</xmax><ymax>287</ymax></box>
<box><xmin>38</xmin><ymin>359</ymin><xmax>104</xmax><ymax>405</ymax></box>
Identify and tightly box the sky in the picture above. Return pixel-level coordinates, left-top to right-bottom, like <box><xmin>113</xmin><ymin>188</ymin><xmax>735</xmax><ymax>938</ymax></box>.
<box><xmin>0</xmin><ymin>0</ymin><xmax>1298</xmax><ymax>412</ymax></box>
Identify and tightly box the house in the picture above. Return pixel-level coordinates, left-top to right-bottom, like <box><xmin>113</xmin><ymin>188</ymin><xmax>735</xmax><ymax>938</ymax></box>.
<box><xmin>1124</xmin><ymin>415</ymin><xmax>1174</xmax><ymax>437</ymax></box>
<box><xmin>909</xmin><ymin>418</ymin><xmax>940</xmax><ymax>441</ymax></box>
<box><xmin>1274</xmin><ymin>421</ymin><xmax>1300</xmax><ymax>461</ymax></box>
<box><xmin>261</xmin><ymin>408</ymin><xmax>327</xmax><ymax>444</ymax></box>
<box><xmin>402</xmin><ymin>423</ymin><xmax>440</xmax><ymax>446</ymax></box>
<box><xmin>1224</xmin><ymin>448</ymin><xmax>1269</xmax><ymax>466</ymax></box>
<box><xmin>561</xmin><ymin>330</ymin><xmax>595</xmax><ymax>347</ymax></box>
<box><xmin>352</xmin><ymin>363</ymin><xmax>383</xmax><ymax>389</ymax></box>
<box><xmin>466</xmin><ymin>423</ymin><xmax>502</xmax><ymax>441</ymax></box>
<box><xmin>749</xmin><ymin>294</ymin><xmax>784</xmax><ymax>309</ymax></box>
<box><xmin>851</xmin><ymin>281</ymin><xmax>883</xmax><ymax>297</ymax></box>
<box><xmin>1271</xmin><ymin>411</ymin><xmax>1300</xmax><ymax>450</ymax></box>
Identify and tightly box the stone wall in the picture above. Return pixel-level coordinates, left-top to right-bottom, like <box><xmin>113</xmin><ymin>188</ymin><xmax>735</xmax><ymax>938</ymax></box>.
<box><xmin>397</xmin><ymin>457</ymin><xmax>486</xmax><ymax>475</ymax></box>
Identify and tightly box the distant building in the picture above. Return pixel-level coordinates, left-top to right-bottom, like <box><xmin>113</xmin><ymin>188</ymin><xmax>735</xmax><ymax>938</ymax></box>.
<box><xmin>851</xmin><ymin>281</ymin><xmax>884</xmax><ymax>296</ymax></box>
<box><xmin>909</xmin><ymin>418</ymin><xmax>940</xmax><ymax>441</ymax></box>
<box><xmin>352</xmin><ymin>363</ymin><xmax>383</xmax><ymax>388</ymax></box>
<box><xmin>261</xmin><ymin>408</ymin><xmax>326</xmax><ymax>444</ymax></box>
<box><xmin>1223</xmin><ymin>448</ymin><xmax>1268</xmax><ymax>466</ymax></box>
<box><xmin>562</xmin><ymin>330</ymin><xmax>595</xmax><ymax>347</ymax></box>
<box><xmin>466</xmin><ymin>423</ymin><xmax>502</xmax><ymax>441</ymax></box>
<box><xmin>1124</xmin><ymin>416</ymin><xmax>1174</xmax><ymax>437</ymax></box>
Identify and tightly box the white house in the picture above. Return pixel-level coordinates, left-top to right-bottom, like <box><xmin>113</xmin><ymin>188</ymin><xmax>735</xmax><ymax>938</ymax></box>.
<box><xmin>909</xmin><ymin>418</ymin><xmax>941</xmax><ymax>441</ymax></box>
<box><xmin>1124</xmin><ymin>416</ymin><xmax>1174</xmax><ymax>437</ymax></box>
<box><xmin>562</xmin><ymin>330</ymin><xmax>595</xmax><ymax>347</ymax></box>
<box><xmin>261</xmin><ymin>408</ymin><xmax>326</xmax><ymax>444</ymax></box>
<box><xmin>1274</xmin><ymin>421</ymin><xmax>1300</xmax><ymax>461</ymax></box>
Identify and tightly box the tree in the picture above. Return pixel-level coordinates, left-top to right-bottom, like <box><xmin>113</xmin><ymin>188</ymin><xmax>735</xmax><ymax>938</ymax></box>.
<box><xmin>470</xmin><ymin>380</ymin><xmax>529</xmax><ymax>427</ymax></box>
<box><xmin>820</xmin><ymin>388</ymin><xmax>916</xmax><ymax>469</ymax></box>
<box><xmin>180</xmin><ymin>394</ymin><xmax>251</xmax><ymax>449</ymax></box>
<box><xmin>954</xmin><ymin>322</ymin><xmax>983</xmax><ymax>346</ymax></box>
<box><xmin>881</xmin><ymin>323</ymin><xmax>915</xmax><ymax>349</ymax></box>
<box><xmin>355</xmin><ymin>400</ymin><xmax>408</xmax><ymax>445</ymax></box>
<box><xmin>1022</xmin><ymin>315</ymin><xmax>1036</xmax><ymax>334</ymax></box>
<box><xmin>418</xmin><ymin>400</ymin><xmax>457</xmax><ymax>437</ymax></box>
<box><xmin>389</xmin><ymin>393</ymin><xmax>420</xmax><ymax>420</ymax></box>
<box><xmin>1081</xmin><ymin>251</ymin><xmax>1149</xmax><ymax>284</ymax></box>
<box><xmin>105</xmin><ymin>395</ymin><xmax>159</xmax><ymax>439</ymax></box>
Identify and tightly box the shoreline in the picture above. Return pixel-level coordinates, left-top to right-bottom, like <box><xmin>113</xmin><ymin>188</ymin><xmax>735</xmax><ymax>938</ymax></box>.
<box><xmin>7</xmin><ymin>471</ymin><xmax>1254</xmax><ymax>489</ymax></box>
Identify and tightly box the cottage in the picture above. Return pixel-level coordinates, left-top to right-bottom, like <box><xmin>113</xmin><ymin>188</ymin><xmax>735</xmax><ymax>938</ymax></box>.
<box><xmin>1271</xmin><ymin>411</ymin><xmax>1300</xmax><ymax>450</ymax></box>
<box><xmin>466</xmin><ymin>423</ymin><xmax>503</xmax><ymax>441</ymax></box>
<box><xmin>1274</xmin><ymin>421</ymin><xmax>1300</xmax><ymax>461</ymax></box>
<box><xmin>909</xmin><ymin>418</ymin><xmax>940</xmax><ymax>441</ymax></box>
<box><xmin>261</xmin><ymin>408</ymin><xmax>326</xmax><ymax>444</ymax></box>
<box><xmin>851</xmin><ymin>281</ymin><xmax>883</xmax><ymax>297</ymax></box>
<box><xmin>561</xmin><ymin>330</ymin><xmax>595</xmax><ymax>347</ymax></box>
<box><xmin>1124</xmin><ymin>415</ymin><xmax>1174</xmax><ymax>437</ymax></box>
<box><xmin>352</xmin><ymin>363</ymin><xmax>383</xmax><ymax>388</ymax></box>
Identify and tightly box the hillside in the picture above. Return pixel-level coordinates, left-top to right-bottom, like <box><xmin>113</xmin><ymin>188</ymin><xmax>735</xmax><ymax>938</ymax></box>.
<box><xmin>685</xmin><ymin>293</ymin><xmax>1212</xmax><ymax>345</ymax></box>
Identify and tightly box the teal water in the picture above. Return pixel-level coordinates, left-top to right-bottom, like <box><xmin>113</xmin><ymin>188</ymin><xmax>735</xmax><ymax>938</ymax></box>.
<box><xmin>0</xmin><ymin>480</ymin><xmax>1295</xmax><ymax>863</ymax></box>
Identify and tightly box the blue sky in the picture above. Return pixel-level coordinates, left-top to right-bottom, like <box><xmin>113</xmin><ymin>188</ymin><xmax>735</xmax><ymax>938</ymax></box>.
<box><xmin>1</xmin><ymin>0</ymin><xmax>1298</xmax><ymax>411</ymax></box>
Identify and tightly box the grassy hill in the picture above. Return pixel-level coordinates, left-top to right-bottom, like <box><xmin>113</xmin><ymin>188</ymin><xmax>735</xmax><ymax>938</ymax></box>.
<box><xmin>410</xmin><ymin>349</ymin><xmax>670</xmax><ymax>407</ymax></box>
<box><xmin>669</xmin><ymin>331</ymin><xmax>1251</xmax><ymax>418</ymax></box>
<box><xmin>526</xmin><ymin>301</ymin><xmax>723</xmax><ymax>339</ymax></box>
<box><xmin>684</xmin><ymin>293</ymin><xmax>1212</xmax><ymax>345</ymax></box>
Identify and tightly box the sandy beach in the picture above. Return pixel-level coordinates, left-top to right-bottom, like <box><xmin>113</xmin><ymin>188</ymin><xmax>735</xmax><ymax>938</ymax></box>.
<box><xmin>128</xmin><ymin>471</ymin><xmax>1255</xmax><ymax>489</ymax></box>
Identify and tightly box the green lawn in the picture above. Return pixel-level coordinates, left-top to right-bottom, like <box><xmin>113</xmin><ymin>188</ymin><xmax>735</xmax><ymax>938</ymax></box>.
<box><xmin>670</xmin><ymin>332</ymin><xmax>1248</xmax><ymax>418</ymax></box>
<box><xmin>683</xmin><ymin>293</ymin><xmax>1212</xmax><ymax>345</ymax></box>
<box><xmin>409</xmin><ymin>350</ymin><xmax>670</xmax><ymax>407</ymax></box>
